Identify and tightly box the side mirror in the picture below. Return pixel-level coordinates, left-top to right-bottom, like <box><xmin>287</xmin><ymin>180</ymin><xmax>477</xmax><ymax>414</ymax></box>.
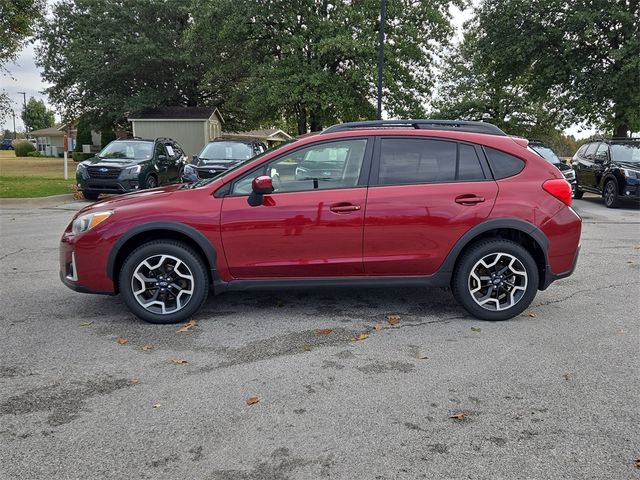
<box><xmin>192</xmin><ymin>155</ymin><xmax>198</xmax><ymax>163</ymax></box>
<box><xmin>248</xmin><ymin>175</ymin><xmax>274</xmax><ymax>206</ymax></box>
<box><xmin>158</xmin><ymin>154</ymin><xmax>167</xmax><ymax>161</ymax></box>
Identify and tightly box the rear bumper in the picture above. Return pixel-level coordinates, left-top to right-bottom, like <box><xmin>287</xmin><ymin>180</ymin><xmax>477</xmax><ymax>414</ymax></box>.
<box><xmin>541</xmin><ymin>245</ymin><xmax>579</xmax><ymax>290</ymax></box>
<box><xmin>539</xmin><ymin>206</ymin><xmax>582</xmax><ymax>290</ymax></box>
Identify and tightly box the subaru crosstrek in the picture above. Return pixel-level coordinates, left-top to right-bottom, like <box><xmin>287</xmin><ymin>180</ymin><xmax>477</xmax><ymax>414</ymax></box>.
<box><xmin>60</xmin><ymin>120</ymin><xmax>581</xmax><ymax>323</ymax></box>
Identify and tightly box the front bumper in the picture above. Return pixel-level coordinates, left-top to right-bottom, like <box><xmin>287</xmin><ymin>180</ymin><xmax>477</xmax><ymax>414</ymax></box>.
<box><xmin>77</xmin><ymin>176</ymin><xmax>140</xmax><ymax>194</ymax></box>
<box><xmin>59</xmin><ymin>229</ymin><xmax>116</xmax><ymax>295</ymax></box>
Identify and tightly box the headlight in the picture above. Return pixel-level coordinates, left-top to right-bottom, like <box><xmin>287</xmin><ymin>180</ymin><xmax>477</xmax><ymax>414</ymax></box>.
<box><xmin>124</xmin><ymin>165</ymin><xmax>141</xmax><ymax>174</ymax></box>
<box><xmin>76</xmin><ymin>163</ymin><xmax>86</xmax><ymax>173</ymax></box>
<box><xmin>72</xmin><ymin>211</ymin><xmax>113</xmax><ymax>235</ymax></box>
<box><xmin>622</xmin><ymin>168</ymin><xmax>638</xmax><ymax>179</ymax></box>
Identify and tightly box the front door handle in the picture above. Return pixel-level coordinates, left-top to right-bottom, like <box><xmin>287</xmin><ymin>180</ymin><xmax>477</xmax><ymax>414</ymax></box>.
<box><xmin>330</xmin><ymin>202</ymin><xmax>361</xmax><ymax>213</ymax></box>
<box><xmin>455</xmin><ymin>195</ymin><xmax>485</xmax><ymax>205</ymax></box>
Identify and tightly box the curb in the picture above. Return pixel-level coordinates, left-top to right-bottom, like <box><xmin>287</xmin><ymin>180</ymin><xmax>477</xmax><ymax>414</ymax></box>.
<box><xmin>0</xmin><ymin>193</ymin><xmax>79</xmax><ymax>209</ymax></box>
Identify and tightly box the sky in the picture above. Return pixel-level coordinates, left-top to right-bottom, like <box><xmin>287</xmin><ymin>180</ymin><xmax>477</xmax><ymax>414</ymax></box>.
<box><xmin>1</xmin><ymin>4</ymin><xmax>596</xmax><ymax>138</ymax></box>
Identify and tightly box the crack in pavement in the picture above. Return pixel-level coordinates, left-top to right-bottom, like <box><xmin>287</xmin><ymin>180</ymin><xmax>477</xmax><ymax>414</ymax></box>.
<box><xmin>535</xmin><ymin>282</ymin><xmax>635</xmax><ymax>307</ymax></box>
<box><xmin>0</xmin><ymin>248</ymin><xmax>25</xmax><ymax>261</ymax></box>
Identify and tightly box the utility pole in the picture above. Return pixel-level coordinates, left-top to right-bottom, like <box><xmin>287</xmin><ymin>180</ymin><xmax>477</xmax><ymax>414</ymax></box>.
<box><xmin>17</xmin><ymin>91</ymin><xmax>27</xmax><ymax>134</ymax></box>
<box><xmin>12</xmin><ymin>110</ymin><xmax>17</xmax><ymax>139</ymax></box>
<box><xmin>376</xmin><ymin>0</ymin><xmax>387</xmax><ymax>120</ymax></box>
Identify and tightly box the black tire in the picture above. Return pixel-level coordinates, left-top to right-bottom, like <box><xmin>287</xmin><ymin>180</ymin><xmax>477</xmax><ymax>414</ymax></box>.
<box><xmin>573</xmin><ymin>187</ymin><xmax>584</xmax><ymax>199</ymax></box>
<box><xmin>144</xmin><ymin>174</ymin><xmax>158</xmax><ymax>190</ymax></box>
<box><xmin>451</xmin><ymin>239</ymin><xmax>539</xmax><ymax>321</ymax></box>
<box><xmin>83</xmin><ymin>191</ymin><xmax>100</xmax><ymax>201</ymax></box>
<box><xmin>119</xmin><ymin>240</ymin><xmax>209</xmax><ymax>324</ymax></box>
<box><xmin>603</xmin><ymin>179</ymin><xmax>620</xmax><ymax>208</ymax></box>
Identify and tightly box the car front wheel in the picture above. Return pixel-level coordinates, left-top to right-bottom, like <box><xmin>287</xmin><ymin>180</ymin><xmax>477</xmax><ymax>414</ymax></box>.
<box><xmin>603</xmin><ymin>179</ymin><xmax>620</xmax><ymax>208</ymax></box>
<box><xmin>119</xmin><ymin>240</ymin><xmax>209</xmax><ymax>324</ymax></box>
<box><xmin>452</xmin><ymin>239</ymin><xmax>539</xmax><ymax>321</ymax></box>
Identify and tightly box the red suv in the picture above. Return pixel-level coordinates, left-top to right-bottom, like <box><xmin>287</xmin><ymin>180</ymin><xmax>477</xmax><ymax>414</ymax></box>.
<box><xmin>60</xmin><ymin>120</ymin><xmax>581</xmax><ymax>323</ymax></box>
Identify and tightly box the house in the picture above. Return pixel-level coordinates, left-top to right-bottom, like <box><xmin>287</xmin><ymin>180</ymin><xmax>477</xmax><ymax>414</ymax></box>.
<box><xmin>224</xmin><ymin>128</ymin><xmax>293</xmax><ymax>148</ymax></box>
<box><xmin>128</xmin><ymin>107</ymin><xmax>224</xmax><ymax>157</ymax></box>
<box><xmin>28</xmin><ymin>127</ymin><xmax>66</xmax><ymax>156</ymax></box>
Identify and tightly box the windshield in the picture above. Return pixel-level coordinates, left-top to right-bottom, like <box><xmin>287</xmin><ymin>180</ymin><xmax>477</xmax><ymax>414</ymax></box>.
<box><xmin>199</xmin><ymin>141</ymin><xmax>253</xmax><ymax>161</ymax></box>
<box><xmin>99</xmin><ymin>141</ymin><xmax>153</xmax><ymax>160</ymax></box>
<box><xmin>530</xmin><ymin>145</ymin><xmax>562</xmax><ymax>164</ymax></box>
<box><xmin>611</xmin><ymin>143</ymin><xmax>640</xmax><ymax>163</ymax></box>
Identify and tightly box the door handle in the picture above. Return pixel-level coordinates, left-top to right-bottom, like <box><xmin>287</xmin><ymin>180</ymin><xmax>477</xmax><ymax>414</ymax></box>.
<box><xmin>330</xmin><ymin>203</ymin><xmax>361</xmax><ymax>213</ymax></box>
<box><xmin>455</xmin><ymin>195</ymin><xmax>485</xmax><ymax>205</ymax></box>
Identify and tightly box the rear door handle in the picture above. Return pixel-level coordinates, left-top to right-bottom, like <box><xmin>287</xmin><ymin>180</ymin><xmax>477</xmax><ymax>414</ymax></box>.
<box><xmin>455</xmin><ymin>195</ymin><xmax>485</xmax><ymax>205</ymax></box>
<box><xmin>330</xmin><ymin>203</ymin><xmax>361</xmax><ymax>213</ymax></box>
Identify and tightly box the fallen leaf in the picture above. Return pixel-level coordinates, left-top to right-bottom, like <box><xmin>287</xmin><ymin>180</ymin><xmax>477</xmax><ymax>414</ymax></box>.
<box><xmin>627</xmin><ymin>260</ymin><xmax>634</xmax><ymax>264</ymax></box>
<box><xmin>80</xmin><ymin>321</ymin><xmax>93</xmax><ymax>327</ymax></box>
<box><xmin>354</xmin><ymin>333</ymin><xmax>369</xmax><ymax>341</ymax></box>
<box><xmin>142</xmin><ymin>344</ymin><xmax>153</xmax><ymax>352</ymax></box>
<box><xmin>563</xmin><ymin>373</ymin><xmax>570</xmax><ymax>381</ymax></box>
<box><xmin>317</xmin><ymin>328</ymin><xmax>333</xmax><ymax>336</ymax></box>
<box><xmin>303</xmin><ymin>344</ymin><xmax>313</xmax><ymax>352</ymax></box>
<box><xmin>418</xmin><ymin>356</ymin><xmax>429</xmax><ymax>360</ymax></box>
<box><xmin>387</xmin><ymin>314</ymin><xmax>401</xmax><ymax>325</ymax></box>
<box><xmin>245</xmin><ymin>396</ymin><xmax>259</xmax><ymax>405</ymax></box>
<box><xmin>176</xmin><ymin>319</ymin><xmax>198</xmax><ymax>333</ymax></box>
<box><xmin>116</xmin><ymin>337</ymin><xmax>128</xmax><ymax>345</ymax></box>
<box><xmin>128</xmin><ymin>378</ymin><xmax>140</xmax><ymax>385</ymax></box>
<box><xmin>449</xmin><ymin>412</ymin><xmax>465</xmax><ymax>420</ymax></box>
<box><xmin>635</xmin><ymin>456</ymin><xmax>640</xmax><ymax>469</ymax></box>
<box><xmin>172</xmin><ymin>358</ymin><xmax>189</xmax><ymax>365</ymax></box>
<box><xmin>153</xmin><ymin>403</ymin><xmax>161</xmax><ymax>409</ymax></box>
<box><xmin>373</xmin><ymin>324</ymin><xmax>382</xmax><ymax>331</ymax></box>
<box><xmin>470</xmin><ymin>327</ymin><xmax>481</xmax><ymax>332</ymax></box>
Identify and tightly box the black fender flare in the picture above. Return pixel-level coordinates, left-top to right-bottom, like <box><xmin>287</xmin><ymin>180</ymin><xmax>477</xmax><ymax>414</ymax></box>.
<box><xmin>432</xmin><ymin>217</ymin><xmax>550</xmax><ymax>287</ymax></box>
<box><xmin>106</xmin><ymin>221</ymin><xmax>218</xmax><ymax>280</ymax></box>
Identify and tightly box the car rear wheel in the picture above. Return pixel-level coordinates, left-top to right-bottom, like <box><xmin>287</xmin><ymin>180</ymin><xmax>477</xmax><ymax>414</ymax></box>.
<box><xmin>603</xmin><ymin>179</ymin><xmax>619</xmax><ymax>208</ymax></box>
<box><xmin>119</xmin><ymin>240</ymin><xmax>209</xmax><ymax>324</ymax></box>
<box><xmin>452</xmin><ymin>239</ymin><xmax>539</xmax><ymax>321</ymax></box>
<box><xmin>573</xmin><ymin>187</ymin><xmax>584</xmax><ymax>199</ymax></box>
<box><xmin>83</xmin><ymin>191</ymin><xmax>100</xmax><ymax>201</ymax></box>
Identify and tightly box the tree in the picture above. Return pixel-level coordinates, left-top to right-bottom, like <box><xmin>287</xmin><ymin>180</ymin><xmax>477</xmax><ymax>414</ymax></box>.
<box><xmin>189</xmin><ymin>0</ymin><xmax>465</xmax><ymax>134</ymax></box>
<box><xmin>21</xmin><ymin>97</ymin><xmax>54</xmax><ymax>132</ymax></box>
<box><xmin>36</xmin><ymin>0</ymin><xmax>205</xmax><ymax>131</ymax></box>
<box><xmin>0</xmin><ymin>0</ymin><xmax>45</xmax><ymax>125</ymax></box>
<box><xmin>468</xmin><ymin>0</ymin><xmax>640</xmax><ymax>137</ymax></box>
<box><xmin>74</xmin><ymin>117</ymin><xmax>92</xmax><ymax>152</ymax></box>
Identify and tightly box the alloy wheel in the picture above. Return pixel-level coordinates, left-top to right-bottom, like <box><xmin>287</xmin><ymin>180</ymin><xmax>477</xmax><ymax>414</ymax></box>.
<box><xmin>604</xmin><ymin>182</ymin><xmax>615</xmax><ymax>206</ymax></box>
<box><xmin>468</xmin><ymin>252</ymin><xmax>528</xmax><ymax>311</ymax></box>
<box><xmin>131</xmin><ymin>254</ymin><xmax>194</xmax><ymax>315</ymax></box>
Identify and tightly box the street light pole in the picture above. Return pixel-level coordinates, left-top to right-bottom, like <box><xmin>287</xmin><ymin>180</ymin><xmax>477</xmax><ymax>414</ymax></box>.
<box><xmin>377</xmin><ymin>0</ymin><xmax>387</xmax><ymax>120</ymax></box>
<box><xmin>12</xmin><ymin>110</ymin><xmax>17</xmax><ymax>139</ymax></box>
<box><xmin>17</xmin><ymin>91</ymin><xmax>27</xmax><ymax>134</ymax></box>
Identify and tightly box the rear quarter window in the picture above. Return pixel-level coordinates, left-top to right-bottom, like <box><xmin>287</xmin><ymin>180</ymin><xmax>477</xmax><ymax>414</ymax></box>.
<box><xmin>484</xmin><ymin>147</ymin><xmax>525</xmax><ymax>179</ymax></box>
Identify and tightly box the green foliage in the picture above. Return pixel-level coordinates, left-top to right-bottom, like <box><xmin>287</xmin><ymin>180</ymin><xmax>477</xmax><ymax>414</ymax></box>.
<box><xmin>100</xmin><ymin>129</ymin><xmax>116</xmax><ymax>148</ymax></box>
<box><xmin>26</xmin><ymin>150</ymin><xmax>42</xmax><ymax>157</ymax></box>
<box><xmin>74</xmin><ymin>117</ymin><xmax>92</xmax><ymax>152</ymax></box>
<box><xmin>72</xmin><ymin>152</ymin><xmax>94</xmax><ymax>162</ymax></box>
<box><xmin>37</xmin><ymin>0</ymin><xmax>204</xmax><ymax>129</ymax></box>
<box><xmin>0</xmin><ymin>0</ymin><xmax>44</xmax><ymax>68</ymax></box>
<box><xmin>189</xmin><ymin>0</ymin><xmax>464</xmax><ymax>133</ymax></box>
<box><xmin>21</xmin><ymin>97</ymin><xmax>55</xmax><ymax>132</ymax></box>
<box><xmin>3</xmin><ymin>129</ymin><xmax>13</xmax><ymax>139</ymax></box>
<box><xmin>14</xmin><ymin>140</ymin><xmax>36</xmax><ymax>156</ymax></box>
<box><xmin>468</xmin><ymin>0</ymin><xmax>640</xmax><ymax>137</ymax></box>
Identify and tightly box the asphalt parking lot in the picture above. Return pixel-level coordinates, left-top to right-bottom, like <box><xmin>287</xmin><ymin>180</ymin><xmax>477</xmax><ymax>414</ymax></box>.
<box><xmin>1</xmin><ymin>194</ymin><xmax>638</xmax><ymax>480</ymax></box>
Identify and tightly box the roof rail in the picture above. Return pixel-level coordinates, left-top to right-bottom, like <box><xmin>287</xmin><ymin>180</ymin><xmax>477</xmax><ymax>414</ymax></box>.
<box><xmin>321</xmin><ymin>119</ymin><xmax>507</xmax><ymax>136</ymax></box>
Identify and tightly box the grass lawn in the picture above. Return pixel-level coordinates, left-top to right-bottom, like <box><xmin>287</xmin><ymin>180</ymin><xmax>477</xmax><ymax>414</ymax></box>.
<box><xmin>0</xmin><ymin>150</ymin><xmax>77</xmax><ymax>198</ymax></box>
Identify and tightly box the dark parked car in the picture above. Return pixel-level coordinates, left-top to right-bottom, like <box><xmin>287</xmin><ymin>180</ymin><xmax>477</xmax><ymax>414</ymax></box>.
<box><xmin>0</xmin><ymin>139</ymin><xmax>14</xmax><ymax>150</ymax></box>
<box><xmin>60</xmin><ymin>120</ymin><xmax>581</xmax><ymax>324</ymax></box>
<box><xmin>183</xmin><ymin>138</ymin><xmax>267</xmax><ymax>182</ymax></box>
<box><xmin>571</xmin><ymin>138</ymin><xmax>640</xmax><ymax>207</ymax></box>
<box><xmin>529</xmin><ymin>140</ymin><xmax>576</xmax><ymax>194</ymax></box>
<box><xmin>76</xmin><ymin>138</ymin><xmax>188</xmax><ymax>200</ymax></box>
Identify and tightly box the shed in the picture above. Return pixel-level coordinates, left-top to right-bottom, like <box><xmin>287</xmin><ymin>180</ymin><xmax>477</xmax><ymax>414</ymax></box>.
<box><xmin>29</xmin><ymin>126</ymin><xmax>65</xmax><ymax>157</ymax></box>
<box><xmin>224</xmin><ymin>128</ymin><xmax>293</xmax><ymax>148</ymax></box>
<box><xmin>128</xmin><ymin>107</ymin><xmax>224</xmax><ymax>157</ymax></box>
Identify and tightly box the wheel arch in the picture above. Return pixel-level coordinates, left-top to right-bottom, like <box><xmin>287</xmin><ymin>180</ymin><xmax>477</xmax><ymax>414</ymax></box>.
<box><xmin>440</xmin><ymin>218</ymin><xmax>549</xmax><ymax>290</ymax></box>
<box><xmin>107</xmin><ymin>222</ymin><xmax>217</xmax><ymax>293</ymax></box>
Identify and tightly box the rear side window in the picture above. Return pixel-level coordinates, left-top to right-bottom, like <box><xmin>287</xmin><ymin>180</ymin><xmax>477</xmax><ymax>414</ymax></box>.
<box><xmin>378</xmin><ymin>138</ymin><xmax>485</xmax><ymax>185</ymax></box>
<box><xmin>484</xmin><ymin>147</ymin><xmax>525</xmax><ymax>179</ymax></box>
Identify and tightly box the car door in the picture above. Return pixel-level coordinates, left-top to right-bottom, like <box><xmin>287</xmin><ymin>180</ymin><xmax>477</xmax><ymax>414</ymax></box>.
<box><xmin>592</xmin><ymin>143</ymin><xmax>610</xmax><ymax>190</ymax></box>
<box><xmin>219</xmin><ymin>137</ymin><xmax>372</xmax><ymax>278</ymax></box>
<box><xmin>575</xmin><ymin>142</ymin><xmax>599</xmax><ymax>191</ymax></box>
<box><xmin>153</xmin><ymin>142</ymin><xmax>171</xmax><ymax>184</ymax></box>
<box><xmin>363</xmin><ymin>137</ymin><xmax>498</xmax><ymax>275</ymax></box>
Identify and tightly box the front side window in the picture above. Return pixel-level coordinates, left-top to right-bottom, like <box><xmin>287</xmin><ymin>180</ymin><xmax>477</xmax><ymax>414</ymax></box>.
<box><xmin>232</xmin><ymin>139</ymin><xmax>367</xmax><ymax>195</ymax></box>
<box><xmin>583</xmin><ymin>142</ymin><xmax>598</xmax><ymax>159</ymax></box>
<box><xmin>594</xmin><ymin>144</ymin><xmax>609</xmax><ymax>162</ymax></box>
<box><xmin>378</xmin><ymin>138</ymin><xmax>484</xmax><ymax>185</ymax></box>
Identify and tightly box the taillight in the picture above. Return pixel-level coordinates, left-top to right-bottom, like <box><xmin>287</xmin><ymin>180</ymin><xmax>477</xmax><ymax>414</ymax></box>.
<box><xmin>542</xmin><ymin>178</ymin><xmax>572</xmax><ymax>206</ymax></box>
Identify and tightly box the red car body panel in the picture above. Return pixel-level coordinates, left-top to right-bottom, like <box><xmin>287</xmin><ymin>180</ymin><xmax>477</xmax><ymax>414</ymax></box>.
<box><xmin>60</xmin><ymin>127</ymin><xmax>581</xmax><ymax>296</ymax></box>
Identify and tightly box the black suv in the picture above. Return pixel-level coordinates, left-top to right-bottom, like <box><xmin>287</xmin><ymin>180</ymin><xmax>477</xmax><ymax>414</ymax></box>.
<box><xmin>183</xmin><ymin>138</ymin><xmax>267</xmax><ymax>182</ymax></box>
<box><xmin>529</xmin><ymin>140</ymin><xmax>576</xmax><ymax>194</ymax></box>
<box><xmin>76</xmin><ymin>138</ymin><xmax>188</xmax><ymax>200</ymax></box>
<box><xmin>572</xmin><ymin>138</ymin><xmax>640</xmax><ymax>207</ymax></box>
<box><xmin>0</xmin><ymin>139</ymin><xmax>14</xmax><ymax>150</ymax></box>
